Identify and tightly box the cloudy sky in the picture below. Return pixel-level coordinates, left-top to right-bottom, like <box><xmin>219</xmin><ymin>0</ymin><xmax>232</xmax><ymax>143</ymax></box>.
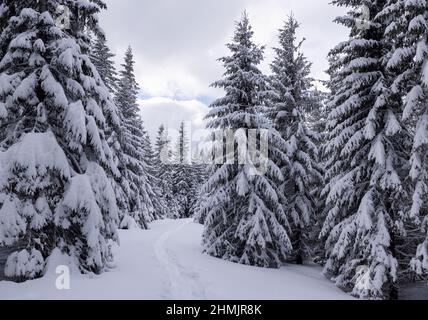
<box><xmin>99</xmin><ymin>0</ymin><xmax>348</xmax><ymax>140</ymax></box>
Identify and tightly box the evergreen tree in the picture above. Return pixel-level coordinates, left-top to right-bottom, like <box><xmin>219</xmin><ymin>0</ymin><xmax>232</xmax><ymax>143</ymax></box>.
<box><xmin>381</xmin><ymin>0</ymin><xmax>428</xmax><ymax>279</ymax></box>
<box><xmin>154</xmin><ymin>125</ymin><xmax>179</xmax><ymax>219</ymax></box>
<box><xmin>305</xmin><ymin>89</ymin><xmax>329</xmax><ymax>264</ymax></box>
<box><xmin>141</xmin><ymin>127</ymin><xmax>168</xmax><ymax>221</ymax></box>
<box><xmin>174</xmin><ymin>121</ymin><xmax>191</xmax><ymax>165</ymax></box>
<box><xmin>172</xmin><ymin>121</ymin><xmax>193</xmax><ymax>218</ymax></box>
<box><xmin>115</xmin><ymin>47</ymin><xmax>153</xmax><ymax>229</ymax></box>
<box><xmin>189</xmin><ymin>159</ymin><xmax>209</xmax><ymax>222</ymax></box>
<box><xmin>267</xmin><ymin>15</ymin><xmax>323</xmax><ymax>265</ymax></box>
<box><xmin>90</xmin><ymin>32</ymin><xmax>118</xmax><ymax>95</ymax></box>
<box><xmin>322</xmin><ymin>0</ymin><xmax>412</xmax><ymax>299</ymax></box>
<box><xmin>317</xmin><ymin>53</ymin><xmax>345</xmax><ymax>266</ymax></box>
<box><xmin>200</xmin><ymin>13</ymin><xmax>292</xmax><ymax>268</ymax></box>
<box><xmin>193</xmin><ymin>147</ymin><xmax>212</xmax><ymax>225</ymax></box>
<box><xmin>306</xmin><ymin>89</ymin><xmax>329</xmax><ymax>141</ymax></box>
<box><xmin>0</xmin><ymin>0</ymin><xmax>120</xmax><ymax>280</ymax></box>
<box><xmin>87</xmin><ymin>29</ymin><xmax>131</xmax><ymax>235</ymax></box>
<box><xmin>193</xmin><ymin>134</ymin><xmax>215</xmax><ymax>224</ymax></box>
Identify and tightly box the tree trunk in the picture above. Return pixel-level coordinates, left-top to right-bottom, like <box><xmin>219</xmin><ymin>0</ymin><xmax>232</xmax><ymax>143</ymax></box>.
<box><xmin>389</xmin><ymin>281</ymin><xmax>399</xmax><ymax>300</ymax></box>
<box><xmin>39</xmin><ymin>0</ymin><xmax>47</xmax><ymax>12</ymax></box>
<box><xmin>295</xmin><ymin>227</ymin><xmax>303</xmax><ymax>265</ymax></box>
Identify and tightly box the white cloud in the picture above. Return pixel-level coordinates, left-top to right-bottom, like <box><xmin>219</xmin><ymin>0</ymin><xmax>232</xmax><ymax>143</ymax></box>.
<box><xmin>138</xmin><ymin>97</ymin><xmax>209</xmax><ymax>141</ymax></box>
<box><xmin>101</xmin><ymin>0</ymin><xmax>347</xmax><ymax>101</ymax></box>
<box><xmin>133</xmin><ymin>56</ymin><xmax>220</xmax><ymax>99</ymax></box>
<box><xmin>245</xmin><ymin>0</ymin><xmax>348</xmax><ymax>83</ymax></box>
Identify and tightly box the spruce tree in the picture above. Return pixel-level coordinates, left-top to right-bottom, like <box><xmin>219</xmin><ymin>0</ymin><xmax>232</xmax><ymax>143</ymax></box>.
<box><xmin>189</xmin><ymin>160</ymin><xmax>209</xmax><ymax>222</ymax></box>
<box><xmin>88</xmin><ymin>29</ymin><xmax>131</xmax><ymax>235</ymax></box>
<box><xmin>267</xmin><ymin>15</ymin><xmax>323</xmax><ymax>265</ymax></box>
<box><xmin>194</xmin><ymin>154</ymin><xmax>212</xmax><ymax>225</ymax></box>
<box><xmin>322</xmin><ymin>0</ymin><xmax>412</xmax><ymax>299</ymax></box>
<box><xmin>306</xmin><ymin>89</ymin><xmax>329</xmax><ymax>142</ymax></box>
<box><xmin>381</xmin><ymin>0</ymin><xmax>428</xmax><ymax>279</ymax></box>
<box><xmin>0</xmin><ymin>0</ymin><xmax>120</xmax><ymax>280</ymax></box>
<box><xmin>175</xmin><ymin>121</ymin><xmax>191</xmax><ymax>165</ymax></box>
<box><xmin>90</xmin><ymin>32</ymin><xmax>118</xmax><ymax>95</ymax></box>
<box><xmin>305</xmin><ymin>89</ymin><xmax>329</xmax><ymax>264</ymax></box>
<box><xmin>200</xmin><ymin>13</ymin><xmax>292</xmax><ymax>268</ymax></box>
<box><xmin>172</xmin><ymin>121</ymin><xmax>193</xmax><ymax>218</ymax></box>
<box><xmin>141</xmin><ymin>127</ymin><xmax>168</xmax><ymax>221</ymax></box>
<box><xmin>115</xmin><ymin>47</ymin><xmax>154</xmax><ymax>229</ymax></box>
<box><xmin>154</xmin><ymin>125</ymin><xmax>179</xmax><ymax>219</ymax></box>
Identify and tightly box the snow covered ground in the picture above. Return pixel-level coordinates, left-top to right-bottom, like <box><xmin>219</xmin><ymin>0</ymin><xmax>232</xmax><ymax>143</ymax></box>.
<box><xmin>0</xmin><ymin>219</ymin><xmax>358</xmax><ymax>300</ymax></box>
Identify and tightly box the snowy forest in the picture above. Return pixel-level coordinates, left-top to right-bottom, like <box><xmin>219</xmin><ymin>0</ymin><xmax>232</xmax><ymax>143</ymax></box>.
<box><xmin>0</xmin><ymin>0</ymin><xmax>427</xmax><ymax>301</ymax></box>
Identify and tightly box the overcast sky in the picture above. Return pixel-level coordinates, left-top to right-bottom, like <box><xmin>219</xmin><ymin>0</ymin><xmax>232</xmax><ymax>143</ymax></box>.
<box><xmin>99</xmin><ymin>0</ymin><xmax>348</xmax><ymax>140</ymax></box>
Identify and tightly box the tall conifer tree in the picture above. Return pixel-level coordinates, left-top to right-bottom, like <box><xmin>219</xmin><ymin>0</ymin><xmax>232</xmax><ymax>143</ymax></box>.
<box><xmin>200</xmin><ymin>13</ymin><xmax>292</xmax><ymax>268</ymax></box>
<box><xmin>0</xmin><ymin>0</ymin><xmax>120</xmax><ymax>280</ymax></box>
<box><xmin>267</xmin><ymin>15</ymin><xmax>322</xmax><ymax>264</ymax></box>
<box><xmin>115</xmin><ymin>47</ymin><xmax>154</xmax><ymax>229</ymax></box>
<box><xmin>323</xmin><ymin>0</ymin><xmax>412</xmax><ymax>299</ymax></box>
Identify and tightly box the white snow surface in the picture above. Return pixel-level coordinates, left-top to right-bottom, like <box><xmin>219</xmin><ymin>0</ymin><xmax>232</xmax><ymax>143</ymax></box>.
<box><xmin>0</xmin><ymin>219</ymin><xmax>353</xmax><ymax>300</ymax></box>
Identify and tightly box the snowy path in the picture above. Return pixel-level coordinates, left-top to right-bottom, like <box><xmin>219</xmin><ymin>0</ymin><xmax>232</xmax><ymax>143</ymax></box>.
<box><xmin>0</xmin><ymin>219</ymin><xmax>353</xmax><ymax>300</ymax></box>
<box><xmin>153</xmin><ymin>219</ymin><xmax>206</xmax><ymax>299</ymax></box>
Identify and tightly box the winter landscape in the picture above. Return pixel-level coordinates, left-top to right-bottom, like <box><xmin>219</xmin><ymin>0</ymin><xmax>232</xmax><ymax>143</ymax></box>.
<box><xmin>0</xmin><ymin>0</ymin><xmax>428</xmax><ymax>301</ymax></box>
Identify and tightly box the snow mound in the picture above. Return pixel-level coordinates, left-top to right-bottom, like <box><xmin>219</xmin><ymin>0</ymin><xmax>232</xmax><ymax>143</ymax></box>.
<box><xmin>44</xmin><ymin>248</ymin><xmax>81</xmax><ymax>278</ymax></box>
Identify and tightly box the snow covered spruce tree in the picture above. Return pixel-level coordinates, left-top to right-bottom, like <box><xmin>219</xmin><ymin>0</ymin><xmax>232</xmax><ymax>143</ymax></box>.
<box><xmin>381</xmin><ymin>0</ymin><xmax>428</xmax><ymax>279</ymax></box>
<box><xmin>115</xmin><ymin>47</ymin><xmax>155</xmax><ymax>229</ymax></box>
<box><xmin>305</xmin><ymin>89</ymin><xmax>329</xmax><ymax>263</ymax></box>
<box><xmin>172</xmin><ymin>121</ymin><xmax>194</xmax><ymax>218</ymax></box>
<box><xmin>88</xmin><ymin>28</ymin><xmax>135</xmax><ymax>235</ymax></box>
<box><xmin>267</xmin><ymin>15</ymin><xmax>323</xmax><ymax>265</ymax></box>
<box><xmin>310</xmin><ymin>108</ymin><xmax>331</xmax><ymax>261</ymax></box>
<box><xmin>200</xmin><ymin>13</ymin><xmax>292</xmax><ymax>268</ymax></box>
<box><xmin>0</xmin><ymin>0</ymin><xmax>120</xmax><ymax>280</ymax></box>
<box><xmin>90</xmin><ymin>32</ymin><xmax>118</xmax><ymax>95</ymax></box>
<box><xmin>155</xmin><ymin>125</ymin><xmax>179</xmax><ymax>219</ymax></box>
<box><xmin>322</xmin><ymin>0</ymin><xmax>412</xmax><ymax>299</ymax></box>
<box><xmin>189</xmin><ymin>159</ymin><xmax>209</xmax><ymax>223</ymax></box>
<box><xmin>141</xmin><ymin>127</ymin><xmax>168</xmax><ymax>221</ymax></box>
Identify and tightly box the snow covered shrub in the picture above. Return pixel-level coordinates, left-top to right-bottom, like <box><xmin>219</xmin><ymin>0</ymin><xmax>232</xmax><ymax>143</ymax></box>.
<box><xmin>0</xmin><ymin>132</ymin><xmax>71</xmax><ymax>262</ymax></box>
<box><xmin>5</xmin><ymin>249</ymin><xmax>45</xmax><ymax>282</ymax></box>
<box><xmin>55</xmin><ymin>163</ymin><xmax>119</xmax><ymax>272</ymax></box>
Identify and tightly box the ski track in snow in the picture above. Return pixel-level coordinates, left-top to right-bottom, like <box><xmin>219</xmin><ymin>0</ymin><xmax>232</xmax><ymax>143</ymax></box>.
<box><xmin>153</xmin><ymin>219</ymin><xmax>206</xmax><ymax>300</ymax></box>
